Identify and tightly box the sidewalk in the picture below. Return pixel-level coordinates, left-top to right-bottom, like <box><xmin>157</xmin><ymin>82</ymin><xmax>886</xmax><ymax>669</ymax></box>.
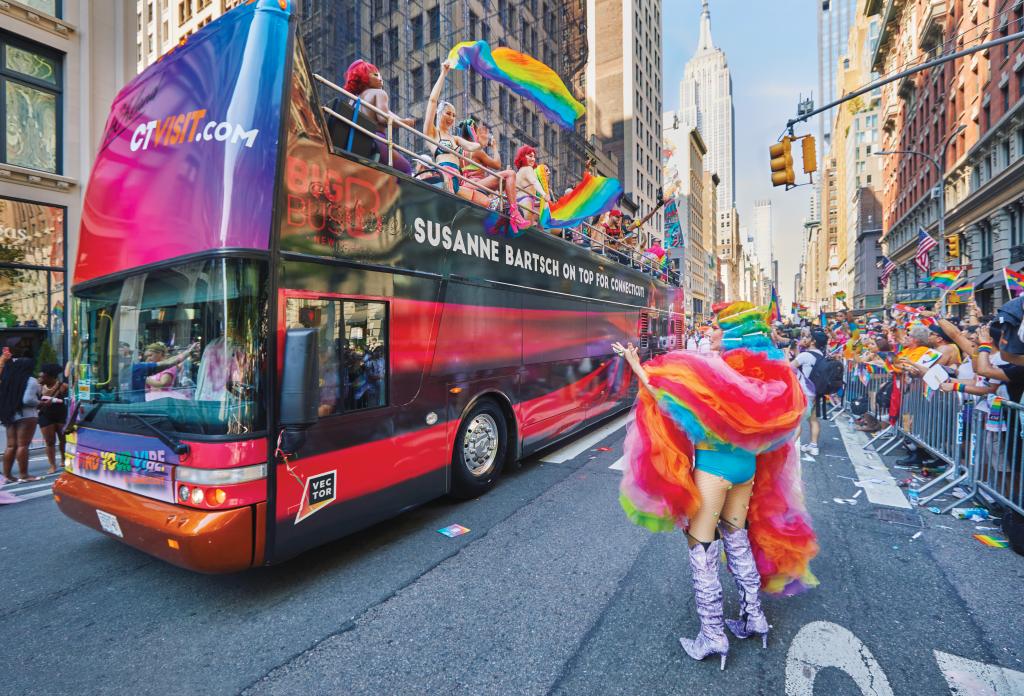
<box><xmin>0</xmin><ymin>424</ymin><xmax>54</xmax><ymax>481</ymax></box>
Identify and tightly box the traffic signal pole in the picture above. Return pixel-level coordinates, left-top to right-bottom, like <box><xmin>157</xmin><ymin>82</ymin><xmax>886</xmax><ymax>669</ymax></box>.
<box><xmin>785</xmin><ymin>29</ymin><xmax>1024</xmax><ymax>132</ymax></box>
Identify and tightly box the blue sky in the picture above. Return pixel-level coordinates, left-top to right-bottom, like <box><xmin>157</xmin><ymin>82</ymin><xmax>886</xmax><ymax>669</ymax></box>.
<box><xmin>663</xmin><ymin>0</ymin><xmax>818</xmax><ymax>303</ymax></box>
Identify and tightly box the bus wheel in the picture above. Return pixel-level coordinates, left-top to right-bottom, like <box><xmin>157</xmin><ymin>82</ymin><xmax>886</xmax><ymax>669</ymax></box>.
<box><xmin>451</xmin><ymin>399</ymin><xmax>508</xmax><ymax>498</ymax></box>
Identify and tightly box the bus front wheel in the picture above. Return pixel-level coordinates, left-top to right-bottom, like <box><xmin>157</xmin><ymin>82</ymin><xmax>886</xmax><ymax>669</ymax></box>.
<box><xmin>451</xmin><ymin>399</ymin><xmax>508</xmax><ymax>499</ymax></box>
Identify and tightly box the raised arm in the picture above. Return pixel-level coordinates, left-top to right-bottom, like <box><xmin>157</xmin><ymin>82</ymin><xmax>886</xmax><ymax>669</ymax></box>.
<box><xmin>423</xmin><ymin>61</ymin><xmax>452</xmax><ymax>139</ymax></box>
<box><xmin>973</xmin><ymin>325</ymin><xmax>1009</xmax><ymax>381</ymax></box>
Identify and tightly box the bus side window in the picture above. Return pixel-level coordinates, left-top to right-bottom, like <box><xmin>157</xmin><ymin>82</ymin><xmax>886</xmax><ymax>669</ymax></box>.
<box><xmin>285</xmin><ymin>297</ymin><xmax>389</xmax><ymax>416</ymax></box>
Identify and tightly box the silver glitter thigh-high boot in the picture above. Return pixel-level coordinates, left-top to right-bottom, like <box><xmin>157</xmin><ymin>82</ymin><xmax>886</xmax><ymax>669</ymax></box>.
<box><xmin>679</xmin><ymin>539</ymin><xmax>729</xmax><ymax>669</ymax></box>
<box><xmin>719</xmin><ymin>524</ymin><xmax>770</xmax><ymax>646</ymax></box>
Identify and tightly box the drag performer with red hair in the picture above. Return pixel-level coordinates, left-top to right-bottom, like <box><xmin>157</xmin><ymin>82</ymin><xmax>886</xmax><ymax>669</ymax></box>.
<box><xmin>513</xmin><ymin>145</ymin><xmax>549</xmax><ymax>223</ymax></box>
<box><xmin>612</xmin><ymin>302</ymin><xmax>818</xmax><ymax>670</ymax></box>
<box><xmin>342</xmin><ymin>59</ymin><xmax>414</xmax><ymax>175</ymax></box>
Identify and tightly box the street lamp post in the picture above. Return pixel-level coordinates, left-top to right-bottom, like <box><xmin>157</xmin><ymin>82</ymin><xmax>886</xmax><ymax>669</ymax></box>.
<box><xmin>876</xmin><ymin>124</ymin><xmax>966</xmax><ymax>305</ymax></box>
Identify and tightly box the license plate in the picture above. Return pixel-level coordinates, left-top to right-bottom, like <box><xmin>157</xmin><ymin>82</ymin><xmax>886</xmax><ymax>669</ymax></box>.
<box><xmin>96</xmin><ymin>509</ymin><xmax>123</xmax><ymax>538</ymax></box>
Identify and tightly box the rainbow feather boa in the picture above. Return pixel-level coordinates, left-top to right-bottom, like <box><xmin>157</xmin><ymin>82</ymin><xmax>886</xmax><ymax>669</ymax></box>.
<box><xmin>619</xmin><ymin>349</ymin><xmax>819</xmax><ymax>596</ymax></box>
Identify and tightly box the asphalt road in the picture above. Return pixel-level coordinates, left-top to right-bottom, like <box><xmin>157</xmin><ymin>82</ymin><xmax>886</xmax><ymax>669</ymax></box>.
<box><xmin>2</xmin><ymin>411</ymin><xmax>1023</xmax><ymax>696</ymax></box>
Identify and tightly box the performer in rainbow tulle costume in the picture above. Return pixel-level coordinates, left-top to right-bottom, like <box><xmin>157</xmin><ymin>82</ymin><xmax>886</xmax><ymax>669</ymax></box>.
<box><xmin>612</xmin><ymin>302</ymin><xmax>818</xmax><ymax>670</ymax></box>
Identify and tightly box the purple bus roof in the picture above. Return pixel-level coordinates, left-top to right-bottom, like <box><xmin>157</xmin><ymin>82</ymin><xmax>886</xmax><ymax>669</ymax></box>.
<box><xmin>74</xmin><ymin>0</ymin><xmax>291</xmax><ymax>285</ymax></box>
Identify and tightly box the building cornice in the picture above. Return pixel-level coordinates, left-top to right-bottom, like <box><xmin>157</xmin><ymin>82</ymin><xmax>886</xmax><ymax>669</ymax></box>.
<box><xmin>0</xmin><ymin>163</ymin><xmax>78</xmax><ymax>192</ymax></box>
<box><xmin>0</xmin><ymin>0</ymin><xmax>76</xmax><ymax>37</ymax></box>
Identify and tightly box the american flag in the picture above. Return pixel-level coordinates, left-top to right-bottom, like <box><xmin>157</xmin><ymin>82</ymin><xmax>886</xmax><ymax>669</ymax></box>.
<box><xmin>916</xmin><ymin>228</ymin><xmax>938</xmax><ymax>272</ymax></box>
<box><xmin>877</xmin><ymin>255</ymin><xmax>896</xmax><ymax>287</ymax></box>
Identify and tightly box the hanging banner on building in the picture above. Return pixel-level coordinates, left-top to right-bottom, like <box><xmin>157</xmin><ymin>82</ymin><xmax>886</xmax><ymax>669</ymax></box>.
<box><xmin>664</xmin><ymin>198</ymin><xmax>684</xmax><ymax>249</ymax></box>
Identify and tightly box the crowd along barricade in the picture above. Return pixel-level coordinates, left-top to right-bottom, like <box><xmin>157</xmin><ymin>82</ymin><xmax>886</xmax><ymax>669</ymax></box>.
<box><xmin>841</xmin><ymin>361</ymin><xmax>899</xmax><ymax>451</ymax></box>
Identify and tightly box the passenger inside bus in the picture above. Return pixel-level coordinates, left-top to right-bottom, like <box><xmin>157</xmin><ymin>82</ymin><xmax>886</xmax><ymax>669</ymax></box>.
<box><xmin>140</xmin><ymin>341</ymin><xmax>196</xmax><ymax>402</ymax></box>
<box><xmin>342</xmin><ymin>59</ymin><xmax>414</xmax><ymax>176</ymax></box>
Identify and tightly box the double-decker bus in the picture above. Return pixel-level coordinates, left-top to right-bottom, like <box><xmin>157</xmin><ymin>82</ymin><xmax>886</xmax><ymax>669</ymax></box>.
<box><xmin>54</xmin><ymin>0</ymin><xmax>684</xmax><ymax>573</ymax></box>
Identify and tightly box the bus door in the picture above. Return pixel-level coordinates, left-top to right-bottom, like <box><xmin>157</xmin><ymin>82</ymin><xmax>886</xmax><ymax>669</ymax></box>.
<box><xmin>271</xmin><ymin>291</ymin><xmax>446</xmax><ymax>561</ymax></box>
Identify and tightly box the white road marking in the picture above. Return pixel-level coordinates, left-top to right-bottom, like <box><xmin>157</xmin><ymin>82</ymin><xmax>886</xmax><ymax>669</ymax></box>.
<box><xmin>540</xmin><ymin>414</ymin><xmax>629</xmax><ymax>464</ymax></box>
<box><xmin>15</xmin><ymin>488</ymin><xmax>53</xmax><ymax>502</ymax></box>
<box><xmin>608</xmin><ymin>456</ymin><xmax>625</xmax><ymax>471</ymax></box>
<box><xmin>785</xmin><ymin>621</ymin><xmax>895</xmax><ymax>696</ymax></box>
<box><xmin>835</xmin><ymin>420</ymin><xmax>911</xmax><ymax>509</ymax></box>
<box><xmin>934</xmin><ymin>650</ymin><xmax>1024</xmax><ymax>696</ymax></box>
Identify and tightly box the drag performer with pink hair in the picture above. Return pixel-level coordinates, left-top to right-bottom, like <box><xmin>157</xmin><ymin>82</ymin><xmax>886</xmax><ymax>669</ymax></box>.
<box><xmin>612</xmin><ymin>302</ymin><xmax>818</xmax><ymax>670</ymax></box>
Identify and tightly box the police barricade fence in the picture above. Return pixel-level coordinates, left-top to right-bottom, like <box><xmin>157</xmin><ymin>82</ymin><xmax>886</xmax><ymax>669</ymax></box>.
<box><xmin>961</xmin><ymin>397</ymin><xmax>1024</xmax><ymax>517</ymax></box>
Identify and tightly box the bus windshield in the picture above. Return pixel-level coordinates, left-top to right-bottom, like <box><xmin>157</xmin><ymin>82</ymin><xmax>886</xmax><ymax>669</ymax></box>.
<box><xmin>72</xmin><ymin>258</ymin><xmax>268</xmax><ymax>438</ymax></box>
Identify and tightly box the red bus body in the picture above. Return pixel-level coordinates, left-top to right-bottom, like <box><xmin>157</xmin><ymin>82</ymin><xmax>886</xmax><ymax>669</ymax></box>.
<box><xmin>55</xmin><ymin>1</ymin><xmax>684</xmax><ymax>572</ymax></box>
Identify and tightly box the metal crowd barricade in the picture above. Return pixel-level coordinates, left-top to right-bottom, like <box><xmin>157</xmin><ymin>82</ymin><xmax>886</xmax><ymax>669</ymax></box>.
<box><xmin>957</xmin><ymin>398</ymin><xmax>1024</xmax><ymax>517</ymax></box>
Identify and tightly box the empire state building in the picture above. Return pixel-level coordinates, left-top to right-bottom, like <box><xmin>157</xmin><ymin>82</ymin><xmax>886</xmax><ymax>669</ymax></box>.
<box><xmin>678</xmin><ymin>0</ymin><xmax>736</xmax><ymax>247</ymax></box>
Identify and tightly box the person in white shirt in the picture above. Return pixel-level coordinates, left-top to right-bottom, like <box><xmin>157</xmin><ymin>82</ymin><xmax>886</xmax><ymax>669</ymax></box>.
<box><xmin>792</xmin><ymin>330</ymin><xmax>828</xmax><ymax>457</ymax></box>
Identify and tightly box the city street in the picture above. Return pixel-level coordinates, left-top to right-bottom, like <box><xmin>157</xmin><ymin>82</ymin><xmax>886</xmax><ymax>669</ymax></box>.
<box><xmin>3</xmin><ymin>412</ymin><xmax>1022</xmax><ymax>696</ymax></box>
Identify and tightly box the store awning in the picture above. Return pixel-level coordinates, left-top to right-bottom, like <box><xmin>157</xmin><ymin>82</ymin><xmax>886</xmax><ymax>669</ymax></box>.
<box><xmin>972</xmin><ymin>272</ymin><xmax>994</xmax><ymax>290</ymax></box>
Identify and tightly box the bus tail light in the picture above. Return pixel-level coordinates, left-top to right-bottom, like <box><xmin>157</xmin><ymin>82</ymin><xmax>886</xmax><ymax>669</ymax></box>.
<box><xmin>208</xmin><ymin>488</ymin><xmax>227</xmax><ymax>506</ymax></box>
<box><xmin>173</xmin><ymin>465</ymin><xmax>267</xmax><ymax>510</ymax></box>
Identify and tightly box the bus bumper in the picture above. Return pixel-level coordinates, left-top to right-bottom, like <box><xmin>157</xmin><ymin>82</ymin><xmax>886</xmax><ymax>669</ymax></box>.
<box><xmin>53</xmin><ymin>474</ymin><xmax>265</xmax><ymax>574</ymax></box>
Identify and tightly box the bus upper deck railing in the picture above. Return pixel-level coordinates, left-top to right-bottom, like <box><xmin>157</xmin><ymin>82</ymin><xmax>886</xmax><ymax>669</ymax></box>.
<box><xmin>312</xmin><ymin>74</ymin><xmax>681</xmax><ymax>286</ymax></box>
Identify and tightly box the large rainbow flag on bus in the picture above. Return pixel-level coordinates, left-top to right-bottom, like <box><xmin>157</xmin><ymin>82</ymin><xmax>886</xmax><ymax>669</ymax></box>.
<box><xmin>447</xmin><ymin>40</ymin><xmax>585</xmax><ymax>130</ymax></box>
<box><xmin>539</xmin><ymin>172</ymin><xmax>623</xmax><ymax>228</ymax></box>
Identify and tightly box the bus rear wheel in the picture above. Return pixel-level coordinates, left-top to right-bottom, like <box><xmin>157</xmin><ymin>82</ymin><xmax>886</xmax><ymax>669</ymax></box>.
<box><xmin>451</xmin><ymin>399</ymin><xmax>508</xmax><ymax>499</ymax></box>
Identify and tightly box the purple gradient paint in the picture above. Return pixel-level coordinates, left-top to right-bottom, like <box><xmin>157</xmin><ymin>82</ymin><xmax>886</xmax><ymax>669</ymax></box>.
<box><xmin>75</xmin><ymin>0</ymin><xmax>290</xmax><ymax>285</ymax></box>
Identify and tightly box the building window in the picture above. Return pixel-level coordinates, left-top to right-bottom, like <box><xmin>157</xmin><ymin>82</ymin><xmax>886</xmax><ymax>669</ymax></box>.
<box><xmin>412</xmin><ymin>15</ymin><xmax>424</xmax><ymax>50</ymax></box>
<box><xmin>428</xmin><ymin>6</ymin><xmax>440</xmax><ymax>44</ymax></box>
<box><xmin>19</xmin><ymin>0</ymin><xmax>61</xmax><ymax>17</ymax></box>
<box><xmin>0</xmin><ymin>197</ymin><xmax>68</xmax><ymax>363</ymax></box>
<box><xmin>1</xmin><ymin>35</ymin><xmax>62</xmax><ymax>174</ymax></box>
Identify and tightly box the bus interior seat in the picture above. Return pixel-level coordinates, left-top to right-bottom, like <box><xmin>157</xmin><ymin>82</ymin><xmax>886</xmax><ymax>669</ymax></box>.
<box><xmin>325</xmin><ymin>97</ymin><xmax>380</xmax><ymax>162</ymax></box>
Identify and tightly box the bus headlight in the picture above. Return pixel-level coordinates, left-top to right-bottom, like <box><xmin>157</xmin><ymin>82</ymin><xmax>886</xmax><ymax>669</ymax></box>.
<box><xmin>175</xmin><ymin>463</ymin><xmax>267</xmax><ymax>486</ymax></box>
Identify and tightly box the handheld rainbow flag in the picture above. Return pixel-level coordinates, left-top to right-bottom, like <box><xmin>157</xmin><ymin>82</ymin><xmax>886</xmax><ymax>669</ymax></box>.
<box><xmin>1004</xmin><ymin>267</ymin><xmax>1024</xmax><ymax>298</ymax></box>
<box><xmin>834</xmin><ymin>291</ymin><xmax>847</xmax><ymax>302</ymax></box>
<box><xmin>447</xmin><ymin>41</ymin><xmax>585</xmax><ymax>130</ymax></box>
<box><xmin>927</xmin><ymin>269</ymin><xmax>962</xmax><ymax>291</ymax></box>
<box><xmin>973</xmin><ymin>534</ymin><xmax>1009</xmax><ymax>549</ymax></box>
<box><xmin>539</xmin><ymin>172</ymin><xmax>623</xmax><ymax>229</ymax></box>
<box><xmin>892</xmin><ymin>303</ymin><xmax>924</xmax><ymax>315</ymax></box>
<box><xmin>863</xmin><ymin>362</ymin><xmax>888</xmax><ymax>375</ymax></box>
<box><xmin>953</xmin><ymin>283</ymin><xmax>974</xmax><ymax>303</ymax></box>
<box><xmin>769</xmin><ymin>287</ymin><xmax>781</xmax><ymax>322</ymax></box>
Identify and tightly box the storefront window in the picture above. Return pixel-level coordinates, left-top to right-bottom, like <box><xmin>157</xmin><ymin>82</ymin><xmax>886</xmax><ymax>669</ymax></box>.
<box><xmin>16</xmin><ymin>1</ymin><xmax>60</xmax><ymax>18</ymax></box>
<box><xmin>1</xmin><ymin>34</ymin><xmax>62</xmax><ymax>174</ymax></box>
<box><xmin>0</xmin><ymin>197</ymin><xmax>66</xmax><ymax>364</ymax></box>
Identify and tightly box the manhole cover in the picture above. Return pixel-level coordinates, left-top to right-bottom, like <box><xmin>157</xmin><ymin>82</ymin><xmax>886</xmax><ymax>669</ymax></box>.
<box><xmin>874</xmin><ymin>508</ymin><xmax>924</xmax><ymax>528</ymax></box>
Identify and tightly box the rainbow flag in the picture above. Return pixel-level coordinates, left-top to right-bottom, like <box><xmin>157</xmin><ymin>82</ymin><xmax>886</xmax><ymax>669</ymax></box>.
<box><xmin>834</xmin><ymin>291</ymin><xmax>847</xmax><ymax>302</ymax></box>
<box><xmin>540</xmin><ymin>172</ymin><xmax>623</xmax><ymax>228</ymax></box>
<box><xmin>953</xmin><ymin>283</ymin><xmax>974</xmax><ymax>302</ymax></box>
<box><xmin>1004</xmin><ymin>267</ymin><xmax>1024</xmax><ymax>297</ymax></box>
<box><xmin>769</xmin><ymin>287</ymin><xmax>781</xmax><ymax>322</ymax></box>
<box><xmin>973</xmin><ymin>534</ymin><xmax>1009</xmax><ymax>549</ymax></box>
<box><xmin>447</xmin><ymin>40</ymin><xmax>585</xmax><ymax>130</ymax></box>
<box><xmin>863</xmin><ymin>362</ymin><xmax>887</xmax><ymax>375</ymax></box>
<box><xmin>892</xmin><ymin>303</ymin><xmax>924</xmax><ymax>315</ymax></box>
<box><xmin>927</xmin><ymin>269</ymin><xmax>961</xmax><ymax>291</ymax></box>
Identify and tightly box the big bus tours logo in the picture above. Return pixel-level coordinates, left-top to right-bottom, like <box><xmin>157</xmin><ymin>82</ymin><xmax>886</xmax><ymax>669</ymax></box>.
<box><xmin>129</xmin><ymin>108</ymin><xmax>260</xmax><ymax>152</ymax></box>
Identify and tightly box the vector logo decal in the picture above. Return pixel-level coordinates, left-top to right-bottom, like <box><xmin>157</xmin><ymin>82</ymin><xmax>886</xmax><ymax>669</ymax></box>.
<box><xmin>294</xmin><ymin>470</ymin><xmax>337</xmax><ymax>524</ymax></box>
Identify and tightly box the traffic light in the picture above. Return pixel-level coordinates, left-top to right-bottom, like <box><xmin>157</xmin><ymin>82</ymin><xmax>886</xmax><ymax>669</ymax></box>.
<box><xmin>769</xmin><ymin>137</ymin><xmax>795</xmax><ymax>187</ymax></box>
<box><xmin>946</xmin><ymin>234</ymin><xmax>960</xmax><ymax>258</ymax></box>
<box><xmin>801</xmin><ymin>135</ymin><xmax>817</xmax><ymax>174</ymax></box>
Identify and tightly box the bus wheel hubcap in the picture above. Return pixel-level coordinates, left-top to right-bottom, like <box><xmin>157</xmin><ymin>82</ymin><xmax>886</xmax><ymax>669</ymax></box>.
<box><xmin>463</xmin><ymin>414</ymin><xmax>499</xmax><ymax>477</ymax></box>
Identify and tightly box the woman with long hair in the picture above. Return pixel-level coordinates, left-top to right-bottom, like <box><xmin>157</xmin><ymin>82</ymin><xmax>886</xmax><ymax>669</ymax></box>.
<box><xmin>37</xmin><ymin>363</ymin><xmax>68</xmax><ymax>475</ymax></box>
<box><xmin>0</xmin><ymin>347</ymin><xmax>42</xmax><ymax>483</ymax></box>
<box><xmin>422</xmin><ymin>60</ymin><xmax>482</xmax><ymax>199</ymax></box>
<box><xmin>342</xmin><ymin>59</ymin><xmax>414</xmax><ymax>175</ymax></box>
<box><xmin>455</xmin><ymin>118</ymin><xmax>529</xmax><ymax>231</ymax></box>
<box><xmin>612</xmin><ymin>302</ymin><xmax>818</xmax><ymax>670</ymax></box>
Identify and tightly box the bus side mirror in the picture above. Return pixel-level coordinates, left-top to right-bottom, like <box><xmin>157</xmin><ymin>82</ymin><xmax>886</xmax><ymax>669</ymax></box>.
<box><xmin>280</xmin><ymin>328</ymin><xmax>320</xmax><ymax>429</ymax></box>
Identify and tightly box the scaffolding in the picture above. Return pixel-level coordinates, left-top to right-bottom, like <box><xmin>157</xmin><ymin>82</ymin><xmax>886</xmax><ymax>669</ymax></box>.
<box><xmin>298</xmin><ymin>0</ymin><xmax>580</xmax><ymax>190</ymax></box>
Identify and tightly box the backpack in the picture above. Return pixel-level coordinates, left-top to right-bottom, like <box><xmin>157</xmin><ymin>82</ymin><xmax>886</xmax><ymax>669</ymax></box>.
<box><xmin>807</xmin><ymin>350</ymin><xmax>845</xmax><ymax>396</ymax></box>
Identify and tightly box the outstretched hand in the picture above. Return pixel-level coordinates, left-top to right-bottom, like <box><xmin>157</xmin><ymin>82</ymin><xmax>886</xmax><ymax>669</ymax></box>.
<box><xmin>611</xmin><ymin>341</ymin><xmax>640</xmax><ymax>366</ymax></box>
